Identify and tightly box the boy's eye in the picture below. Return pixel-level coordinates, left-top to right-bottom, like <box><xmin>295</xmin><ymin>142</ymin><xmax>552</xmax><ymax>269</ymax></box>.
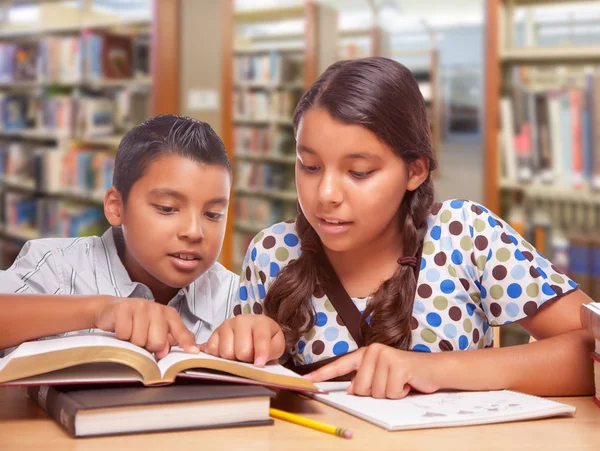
<box><xmin>205</xmin><ymin>212</ymin><xmax>225</xmax><ymax>221</ymax></box>
<box><xmin>299</xmin><ymin>162</ymin><xmax>320</xmax><ymax>173</ymax></box>
<box><xmin>350</xmin><ymin>170</ymin><xmax>374</xmax><ymax>179</ymax></box>
<box><xmin>154</xmin><ymin>205</ymin><xmax>176</xmax><ymax>214</ymax></box>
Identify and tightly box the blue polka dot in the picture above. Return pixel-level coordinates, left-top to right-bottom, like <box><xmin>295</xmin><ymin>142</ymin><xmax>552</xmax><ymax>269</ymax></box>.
<box><xmin>568</xmin><ymin>279</ymin><xmax>578</xmax><ymax>289</ymax></box>
<box><xmin>461</xmin><ymin>208</ymin><xmax>469</xmax><ymax>221</ymax></box>
<box><xmin>270</xmin><ymin>262</ymin><xmax>280</xmax><ymax>277</ymax></box>
<box><xmin>258</xmin><ymin>284</ymin><xmax>266</xmax><ymax>299</ymax></box>
<box><xmin>272</xmin><ymin>223</ymin><xmax>286</xmax><ymax>234</ymax></box>
<box><xmin>477</xmin><ymin>204</ymin><xmax>489</xmax><ymax>213</ymax></box>
<box><xmin>426</xmin><ymin>312</ymin><xmax>442</xmax><ymax>327</ymax></box>
<box><xmin>451</xmin><ymin>250</ymin><xmax>463</xmax><ymax>265</ymax></box>
<box><xmin>510</xmin><ymin>265</ymin><xmax>526</xmax><ymax>280</ymax></box>
<box><xmin>441</xmin><ymin>237</ymin><xmax>453</xmax><ymax>251</ymax></box>
<box><xmin>305</xmin><ymin>355</ymin><xmax>313</xmax><ymax>364</ymax></box>
<box><xmin>249</xmin><ymin>284</ymin><xmax>257</xmax><ymax>300</ymax></box>
<box><xmin>413</xmin><ymin>299</ymin><xmax>425</xmax><ymax>314</ymax></box>
<box><xmin>536</xmin><ymin>257</ymin><xmax>549</xmax><ymax>268</ymax></box>
<box><xmin>413</xmin><ymin>344</ymin><xmax>431</xmax><ymax>353</ymax></box>
<box><xmin>507</xmin><ymin>283</ymin><xmax>522</xmax><ymax>299</ymax></box>
<box><xmin>474</xmin><ymin>311</ymin><xmax>484</xmax><ymax>325</ymax></box>
<box><xmin>482</xmin><ymin>268</ymin><xmax>489</xmax><ymax>282</ymax></box>
<box><xmin>444</xmin><ymin>323</ymin><xmax>457</xmax><ymax>339</ymax></box>
<box><xmin>514</xmin><ymin>250</ymin><xmax>526</xmax><ymax>261</ymax></box>
<box><xmin>508</xmin><ymin>235</ymin><xmax>518</xmax><ymax>245</ymax></box>
<box><xmin>469</xmin><ymin>225</ymin><xmax>474</xmax><ymax>237</ymax></box>
<box><xmin>455</xmin><ymin>291</ymin><xmax>469</xmax><ymax>303</ymax></box>
<box><xmin>450</xmin><ymin>200</ymin><xmax>465</xmax><ymax>209</ymax></box>
<box><xmin>466</xmin><ymin>303</ymin><xmax>477</xmax><ymax>316</ymax></box>
<box><xmin>333</xmin><ymin>341</ymin><xmax>349</xmax><ymax>356</ymax></box>
<box><xmin>459</xmin><ymin>335</ymin><xmax>469</xmax><ymax>350</ymax></box>
<box><xmin>480</xmin><ymin>286</ymin><xmax>488</xmax><ymax>299</ymax></box>
<box><xmin>365</xmin><ymin>314</ymin><xmax>372</xmax><ymax>324</ymax></box>
<box><xmin>239</xmin><ymin>286</ymin><xmax>248</xmax><ymax>301</ymax></box>
<box><xmin>315</xmin><ymin>312</ymin><xmax>328</xmax><ymax>327</ymax></box>
<box><xmin>420</xmin><ymin>258</ymin><xmax>426</xmax><ymax>270</ymax></box>
<box><xmin>430</xmin><ymin>225</ymin><xmax>442</xmax><ymax>240</ymax></box>
<box><xmin>466</xmin><ymin>265</ymin><xmax>476</xmax><ymax>279</ymax></box>
<box><xmin>258</xmin><ymin>253</ymin><xmax>270</xmax><ymax>268</ymax></box>
<box><xmin>298</xmin><ymin>340</ymin><xmax>306</xmax><ymax>353</ymax></box>
<box><xmin>440</xmin><ymin>279</ymin><xmax>456</xmax><ymax>294</ymax></box>
<box><xmin>488</xmin><ymin>216</ymin><xmax>499</xmax><ymax>227</ymax></box>
<box><xmin>542</xmin><ymin>283</ymin><xmax>555</xmax><ymax>296</ymax></box>
<box><xmin>537</xmin><ymin>267</ymin><xmax>548</xmax><ymax>278</ymax></box>
<box><xmin>487</xmin><ymin>249</ymin><xmax>492</xmax><ymax>261</ymax></box>
<box><xmin>283</xmin><ymin>233</ymin><xmax>299</xmax><ymax>247</ymax></box>
<box><xmin>426</xmin><ymin>268</ymin><xmax>440</xmax><ymax>282</ymax></box>
<box><xmin>427</xmin><ymin>216</ymin><xmax>435</xmax><ymax>228</ymax></box>
<box><xmin>483</xmin><ymin>322</ymin><xmax>489</xmax><ymax>335</ymax></box>
<box><xmin>251</xmin><ymin>247</ymin><xmax>257</xmax><ymax>261</ymax></box>
<box><xmin>474</xmin><ymin>280</ymin><xmax>483</xmax><ymax>292</ymax></box>
<box><xmin>506</xmin><ymin>302</ymin><xmax>520</xmax><ymax>318</ymax></box>
<box><xmin>324</xmin><ymin>327</ymin><xmax>339</xmax><ymax>341</ymax></box>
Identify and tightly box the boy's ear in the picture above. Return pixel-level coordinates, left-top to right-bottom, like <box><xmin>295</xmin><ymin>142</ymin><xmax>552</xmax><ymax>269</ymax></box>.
<box><xmin>104</xmin><ymin>187</ymin><xmax>124</xmax><ymax>226</ymax></box>
<box><xmin>406</xmin><ymin>156</ymin><xmax>430</xmax><ymax>192</ymax></box>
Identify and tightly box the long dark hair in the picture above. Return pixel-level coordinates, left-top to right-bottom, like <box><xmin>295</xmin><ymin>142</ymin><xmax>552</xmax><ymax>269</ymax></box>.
<box><xmin>264</xmin><ymin>57</ymin><xmax>437</xmax><ymax>351</ymax></box>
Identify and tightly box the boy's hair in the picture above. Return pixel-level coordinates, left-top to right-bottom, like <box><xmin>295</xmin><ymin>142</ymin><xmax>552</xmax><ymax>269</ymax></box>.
<box><xmin>113</xmin><ymin>114</ymin><xmax>232</xmax><ymax>203</ymax></box>
<box><xmin>264</xmin><ymin>57</ymin><xmax>437</xmax><ymax>351</ymax></box>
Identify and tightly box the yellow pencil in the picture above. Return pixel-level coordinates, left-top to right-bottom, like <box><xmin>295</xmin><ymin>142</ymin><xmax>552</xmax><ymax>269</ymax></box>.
<box><xmin>269</xmin><ymin>408</ymin><xmax>353</xmax><ymax>439</ymax></box>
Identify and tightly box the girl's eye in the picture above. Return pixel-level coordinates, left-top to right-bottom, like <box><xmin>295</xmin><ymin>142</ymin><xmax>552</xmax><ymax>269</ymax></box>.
<box><xmin>206</xmin><ymin>212</ymin><xmax>225</xmax><ymax>220</ymax></box>
<box><xmin>350</xmin><ymin>170</ymin><xmax>374</xmax><ymax>179</ymax></box>
<box><xmin>154</xmin><ymin>205</ymin><xmax>176</xmax><ymax>214</ymax></box>
<box><xmin>299</xmin><ymin>162</ymin><xmax>320</xmax><ymax>173</ymax></box>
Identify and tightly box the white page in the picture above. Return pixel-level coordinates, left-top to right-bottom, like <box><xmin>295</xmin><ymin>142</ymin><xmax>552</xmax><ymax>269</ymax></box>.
<box><xmin>2</xmin><ymin>362</ymin><xmax>143</xmax><ymax>385</ymax></box>
<box><xmin>311</xmin><ymin>390</ymin><xmax>576</xmax><ymax>431</ymax></box>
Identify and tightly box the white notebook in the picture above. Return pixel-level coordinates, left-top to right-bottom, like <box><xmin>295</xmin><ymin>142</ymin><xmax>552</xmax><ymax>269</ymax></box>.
<box><xmin>312</xmin><ymin>382</ymin><xmax>576</xmax><ymax>431</ymax></box>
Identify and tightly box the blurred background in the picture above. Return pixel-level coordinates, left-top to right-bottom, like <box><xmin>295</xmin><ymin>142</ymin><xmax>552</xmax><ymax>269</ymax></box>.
<box><xmin>0</xmin><ymin>1</ymin><xmax>599</xmax><ymax>340</ymax></box>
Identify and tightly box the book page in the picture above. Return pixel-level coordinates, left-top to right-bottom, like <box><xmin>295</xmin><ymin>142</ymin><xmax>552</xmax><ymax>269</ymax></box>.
<box><xmin>311</xmin><ymin>390</ymin><xmax>576</xmax><ymax>431</ymax></box>
<box><xmin>2</xmin><ymin>362</ymin><xmax>143</xmax><ymax>385</ymax></box>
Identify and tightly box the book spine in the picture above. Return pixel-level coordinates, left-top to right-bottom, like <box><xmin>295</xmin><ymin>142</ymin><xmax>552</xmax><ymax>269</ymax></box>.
<box><xmin>581</xmin><ymin>304</ymin><xmax>600</xmax><ymax>340</ymax></box>
<box><xmin>27</xmin><ymin>385</ymin><xmax>80</xmax><ymax>437</ymax></box>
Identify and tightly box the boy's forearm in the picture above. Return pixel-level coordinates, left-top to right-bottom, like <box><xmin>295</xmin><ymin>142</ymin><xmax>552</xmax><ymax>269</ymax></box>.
<box><xmin>0</xmin><ymin>294</ymin><xmax>111</xmax><ymax>350</ymax></box>
<box><xmin>433</xmin><ymin>329</ymin><xmax>595</xmax><ymax>396</ymax></box>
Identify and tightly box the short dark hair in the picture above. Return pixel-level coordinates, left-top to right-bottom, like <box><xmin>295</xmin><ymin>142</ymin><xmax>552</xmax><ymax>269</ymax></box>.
<box><xmin>113</xmin><ymin>114</ymin><xmax>232</xmax><ymax>203</ymax></box>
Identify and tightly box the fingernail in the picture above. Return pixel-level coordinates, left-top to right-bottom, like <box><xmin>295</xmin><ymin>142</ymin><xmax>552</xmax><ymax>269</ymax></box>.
<box><xmin>189</xmin><ymin>346</ymin><xmax>200</xmax><ymax>353</ymax></box>
<box><xmin>254</xmin><ymin>357</ymin><xmax>265</xmax><ymax>367</ymax></box>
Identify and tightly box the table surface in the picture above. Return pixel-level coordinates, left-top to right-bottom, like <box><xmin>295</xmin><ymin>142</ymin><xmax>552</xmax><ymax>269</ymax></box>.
<box><xmin>1</xmin><ymin>387</ymin><xmax>599</xmax><ymax>450</ymax></box>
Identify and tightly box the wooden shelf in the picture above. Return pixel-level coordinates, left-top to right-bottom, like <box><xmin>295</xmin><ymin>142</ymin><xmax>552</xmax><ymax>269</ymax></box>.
<box><xmin>235</xmin><ymin>186</ymin><xmax>297</xmax><ymax>202</ymax></box>
<box><xmin>234</xmin><ymin>80</ymin><xmax>303</xmax><ymax>90</ymax></box>
<box><xmin>501</xmin><ymin>46</ymin><xmax>600</xmax><ymax>65</ymax></box>
<box><xmin>234</xmin><ymin>117</ymin><xmax>294</xmax><ymax>126</ymax></box>
<box><xmin>0</xmin><ymin>226</ymin><xmax>41</xmax><ymax>242</ymax></box>
<box><xmin>0</xmin><ymin>17</ymin><xmax>151</xmax><ymax>38</ymax></box>
<box><xmin>234</xmin><ymin>46</ymin><xmax>305</xmax><ymax>55</ymax></box>
<box><xmin>0</xmin><ymin>77</ymin><xmax>152</xmax><ymax>89</ymax></box>
<box><xmin>234</xmin><ymin>6</ymin><xmax>305</xmax><ymax>23</ymax></box>
<box><xmin>500</xmin><ymin>180</ymin><xmax>600</xmax><ymax>204</ymax></box>
<box><xmin>234</xmin><ymin>152</ymin><xmax>296</xmax><ymax>165</ymax></box>
<box><xmin>235</xmin><ymin>221</ymin><xmax>266</xmax><ymax>235</ymax></box>
<box><xmin>0</xmin><ymin>129</ymin><xmax>123</xmax><ymax>146</ymax></box>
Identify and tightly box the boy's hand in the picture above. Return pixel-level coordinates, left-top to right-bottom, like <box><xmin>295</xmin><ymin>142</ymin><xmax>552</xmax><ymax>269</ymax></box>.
<box><xmin>199</xmin><ymin>315</ymin><xmax>285</xmax><ymax>367</ymax></box>
<box><xmin>92</xmin><ymin>297</ymin><xmax>199</xmax><ymax>359</ymax></box>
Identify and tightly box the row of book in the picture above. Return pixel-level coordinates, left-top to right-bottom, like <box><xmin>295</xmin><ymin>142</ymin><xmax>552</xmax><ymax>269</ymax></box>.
<box><xmin>233</xmin><ymin>90</ymin><xmax>300</xmax><ymax>121</ymax></box>
<box><xmin>2</xmin><ymin>193</ymin><xmax>105</xmax><ymax>239</ymax></box>
<box><xmin>501</xmin><ymin>68</ymin><xmax>600</xmax><ymax>189</ymax></box>
<box><xmin>236</xmin><ymin>161</ymin><xmax>295</xmax><ymax>193</ymax></box>
<box><xmin>234</xmin><ymin>126</ymin><xmax>296</xmax><ymax>157</ymax></box>
<box><xmin>234</xmin><ymin>53</ymin><xmax>302</xmax><ymax>84</ymax></box>
<box><xmin>0</xmin><ymin>32</ymin><xmax>149</xmax><ymax>83</ymax></box>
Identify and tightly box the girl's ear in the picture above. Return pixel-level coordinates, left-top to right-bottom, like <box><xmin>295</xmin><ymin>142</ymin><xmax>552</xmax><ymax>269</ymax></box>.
<box><xmin>406</xmin><ymin>156</ymin><xmax>430</xmax><ymax>192</ymax></box>
<box><xmin>104</xmin><ymin>187</ymin><xmax>125</xmax><ymax>226</ymax></box>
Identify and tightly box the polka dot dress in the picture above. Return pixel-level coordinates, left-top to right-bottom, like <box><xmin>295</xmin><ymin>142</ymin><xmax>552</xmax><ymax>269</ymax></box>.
<box><xmin>232</xmin><ymin>199</ymin><xmax>578</xmax><ymax>367</ymax></box>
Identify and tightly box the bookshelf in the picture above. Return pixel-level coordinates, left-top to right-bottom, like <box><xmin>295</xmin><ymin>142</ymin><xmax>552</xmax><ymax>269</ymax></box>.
<box><xmin>338</xmin><ymin>26</ymin><xmax>390</xmax><ymax>60</ymax></box>
<box><xmin>0</xmin><ymin>0</ymin><xmax>178</xmax><ymax>269</ymax></box>
<box><xmin>224</xmin><ymin>1</ymin><xmax>338</xmax><ymax>271</ymax></box>
<box><xmin>484</xmin><ymin>0</ymin><xmax>600</xmax><ymax>346</ymax></box>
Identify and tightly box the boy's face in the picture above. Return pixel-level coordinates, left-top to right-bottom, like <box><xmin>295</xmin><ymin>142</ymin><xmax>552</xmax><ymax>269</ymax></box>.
<box><xmin>105</xmin><ymin>154</ymin><xmax>231</xmax><ymax>295</ymax></box>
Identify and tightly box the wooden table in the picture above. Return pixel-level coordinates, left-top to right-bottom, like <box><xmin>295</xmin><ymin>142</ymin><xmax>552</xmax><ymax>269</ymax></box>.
<box><xmin>1</xmin><ymin>387</ymin><xmax>599</xmax><ymax>450</ymax></box>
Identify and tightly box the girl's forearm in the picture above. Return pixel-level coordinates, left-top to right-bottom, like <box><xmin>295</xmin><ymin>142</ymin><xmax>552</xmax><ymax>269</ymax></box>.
<box><xmin>434</xmin><ymin>329</ymin><xmax>595</xmax><ymax>396</ymax></box>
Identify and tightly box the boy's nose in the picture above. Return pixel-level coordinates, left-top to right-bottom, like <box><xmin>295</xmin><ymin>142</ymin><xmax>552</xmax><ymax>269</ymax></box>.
<box><xmin>179</xmin><ymin>217</ymin><xmax>204</xmax><ymax>242</ymax></box>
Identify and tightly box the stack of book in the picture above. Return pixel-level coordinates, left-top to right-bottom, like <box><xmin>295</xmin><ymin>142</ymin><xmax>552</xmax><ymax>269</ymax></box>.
<box><xmin>581</xmin><ymin>302</ymin><xmax>600</xmax><ymax>407</ymax></box>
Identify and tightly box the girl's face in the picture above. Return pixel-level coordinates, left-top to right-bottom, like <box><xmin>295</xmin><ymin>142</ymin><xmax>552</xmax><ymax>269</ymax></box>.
<box><xmin>295</xmin><ymin>108</ymin><xmax>428</xmax><ymax>254</ymax></box>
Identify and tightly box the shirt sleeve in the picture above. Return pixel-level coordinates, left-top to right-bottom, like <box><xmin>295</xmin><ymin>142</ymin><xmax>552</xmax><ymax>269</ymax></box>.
<box><xmin>0</xmin><ymin>240</ymin><xmax>62</xmax><ymax>295</ymax></box>
<box><xmin>463</xmin><ymin>202</ymin><xmax>578</xmax><ymax>326</ymax></box>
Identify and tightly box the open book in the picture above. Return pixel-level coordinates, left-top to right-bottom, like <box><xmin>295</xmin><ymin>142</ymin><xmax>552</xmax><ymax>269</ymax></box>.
<box><xmin>0</xmin><ymin>333</ymin><xmax>318</xmax><ymax>393</ymax></box>
<box><xmin>312</xmin><ymin>382</ymin><xmax>576</xmax><ymax>431</ymax></box>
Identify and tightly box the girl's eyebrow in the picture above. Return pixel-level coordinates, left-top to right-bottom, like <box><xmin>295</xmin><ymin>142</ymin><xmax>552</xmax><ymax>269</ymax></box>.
<box><xmin>297</xmin><ymin>144</ymin><xmax>380</xmax><ymax>161</ymax></box>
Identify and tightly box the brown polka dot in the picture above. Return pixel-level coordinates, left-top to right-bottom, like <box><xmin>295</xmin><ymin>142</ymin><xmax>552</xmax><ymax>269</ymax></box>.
<box><xmin>449</xmin><ymin>306</ymin><xmax>462</xmax><ymax>321</ymax></box>
<box><xmin>312</xmin><ymin>340</ymin><xmax>325</xmax><ymax>355</ymax></box>
<box><xmin>336</xmin><ymin>314</ymin><xmax>345</xmax><ymax>326</ymax></box>
<box><xmin>551</xmin><ymin>264</ymin><xmax>564</xmax><ymax>275</ymax></box>
<box><xmin>245</xmin><ymin>266</ymin><xmax>252</xmax><ymax>281</ymax></box>
<box><xmin>551</xmin><ymin>285</ymin><xmax>563</xmax><ymax>296</ymax></box>
<box><xmin>233</xmin><ymin>304</ymin><xmax>242</xmax><ymax>316</ymax></box>
<box><xmin>492</xmin><ymin>266</ymin><xmax>507</xmax><ymax>280</ymax></box>
<box><xmin>252</xmin><ymin>302</ymin><xmax>263</xmax><ymax>314</ymax></box>
<box><xmin>522</xmin><ymin>251</ymin><xmax>534</xmax><ymax>262</ymax></box>
<box><xmin>439</xmin><ymin>340</ymin><xmax>454</xmax><ymax>351</ymax></box>
<box><xmin>460</xmin><ymin>278</ymin><xmax>471</xmax><ymax>291</ymax></box>
<box><xmin>524</xmin><ymin>301</ymin><xmax>538</xmax><ymax>316</ymax></box>
<box><xmin>434</xmin><ymin>252</ymin><xmax>447</xmax><ymax>266</ymax></box>
<box><xmin>490</xmin><ymin>302</ymin><xmax>502</xmax><ymax>317</ymax></box>
<box><xmin>262</xmin><ymin>236</ymin><xmax>276</xmax><ymax>249</ymax></box>
<box><xmin>474</xmin><ymin>236</ymin><xmax>488</xmax><ymax>251</ymax></box>
<box><xmin>417</xmin><ymin>284</ymin><xmax>433</xmax><ymax>298</ymax></box>
<box><xmin>529</xmin><ymin>267</ymin><xmax>540</xmax><ymax>278</ymax></box>
<box><xmin>313</xmin><ymin>284</ymin><xmax>325</xmax><ymax>298</ymax></box>
<box><xmin>449</xmin><ymin>221</ymin><xmax>463</xmax><ymax>235</ymax></box>
<box><xmin>430</xmin><ymin>202</ymin><xmax>443</xmax><ymax>215</ymax></box>
<box><xmin>471</xmin><ymin>204</ymin><xmax>484</xmax><ymax>215</ymax></box>
<box><xmin>470</xmin><ymin>252</ymin><xmax>477</xmax><ymax>266</ymax></box>
<box><xmin>259</xmin><ymin>271</ymin><xmax>267</xmax><ymax>284</ymax></box>
<box><xmin>410</xmin><ymin>316</ymin><xmax>418</xmax><ymax>330</ymax></box>
<box><xmin>473</xmin><ymin>328</ymin><xmax>480</xmax><ymax>344</ymax></box>
<box><xmin>500</xmin><ymin>232</ymin><xmax>512</xmax><ymax>244</ymax></box>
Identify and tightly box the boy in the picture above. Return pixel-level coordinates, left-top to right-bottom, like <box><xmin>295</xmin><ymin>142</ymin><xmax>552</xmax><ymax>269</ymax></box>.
<box><xmin>0</xmin><ymin>114</ymin><xmax>238</xmax><ymax>359</ymax></box>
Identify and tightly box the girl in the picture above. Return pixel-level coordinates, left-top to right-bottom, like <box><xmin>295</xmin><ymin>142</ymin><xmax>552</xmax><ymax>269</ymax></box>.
<box><xmin>201</xmin><ymin>57</ymin><xmax>594</xmax><ymax>399</ymax></box>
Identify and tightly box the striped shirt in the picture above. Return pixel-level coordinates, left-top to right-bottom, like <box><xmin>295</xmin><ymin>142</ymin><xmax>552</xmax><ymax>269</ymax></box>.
<box><xmin>0</xmin><ymin>227</ymin><xmax>239</xmax><ymax>357</ymax></box>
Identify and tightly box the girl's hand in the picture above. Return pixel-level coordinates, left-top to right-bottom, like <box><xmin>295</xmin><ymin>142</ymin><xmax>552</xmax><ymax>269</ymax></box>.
<box><xmin>305</xmin><ymin>343</ymin><xmax>441</xmax><ymax>399</ymax></box>
<box><xmin>199</xmin><ymin>315</ymin><xmax>285</xmax><ymax>367</ymax></box>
